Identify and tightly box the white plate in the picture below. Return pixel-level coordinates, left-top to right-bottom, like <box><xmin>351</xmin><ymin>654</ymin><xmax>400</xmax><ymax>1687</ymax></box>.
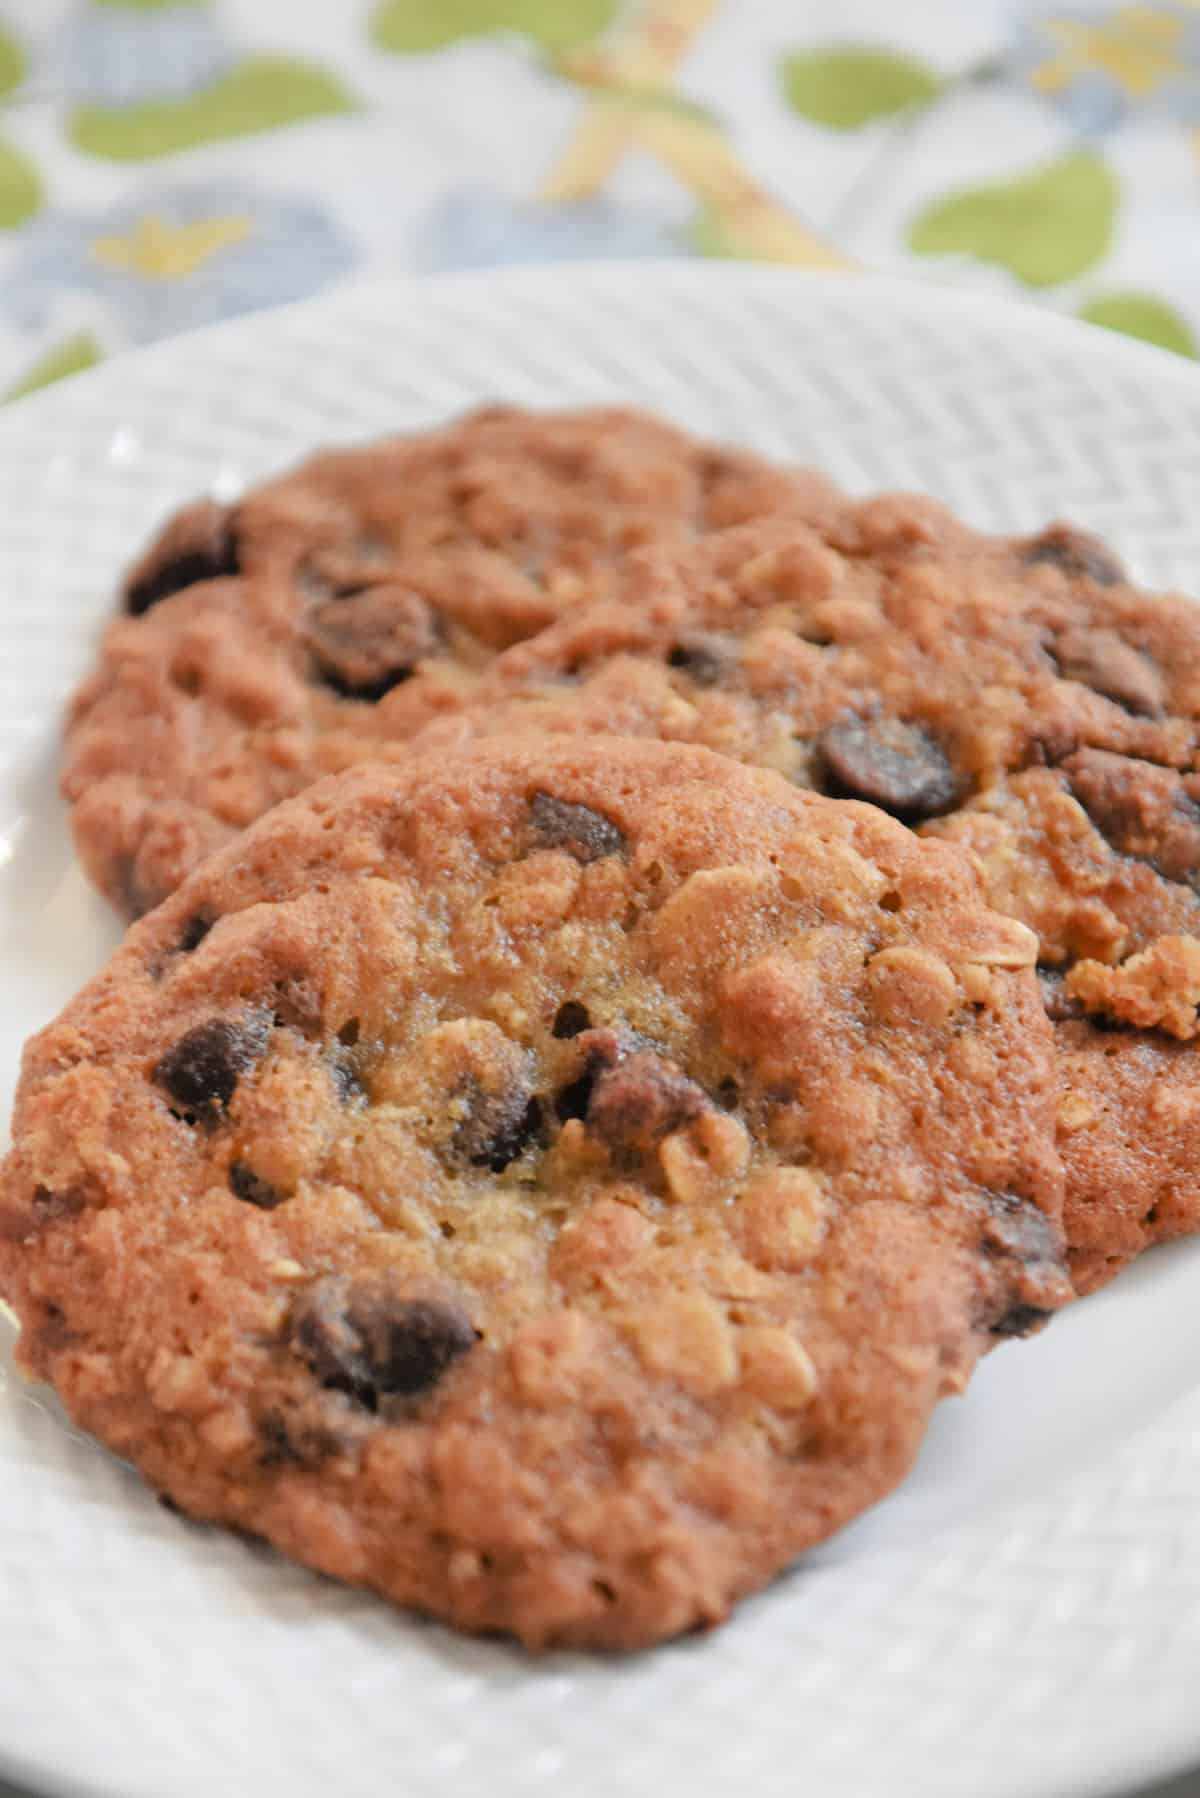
<box><xmin>1</xmin><ymin>265</ymin><xmax>1200</xmax><ymax>1798</ymax></box>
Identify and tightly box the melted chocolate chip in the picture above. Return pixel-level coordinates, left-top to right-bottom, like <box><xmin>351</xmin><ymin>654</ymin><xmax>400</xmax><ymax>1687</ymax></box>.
<box><xmin>177</xmin><ymin>914</ymin><xmax>214</xmax><ymax>954</ymax></box>
<box><xmin>155</xmin><ymin>1014</ymin><xmax>270</xmax><ymax>1122</ymax></box>
<box><xmin>229</xmin><ymin>1162</ymin><xmax>284</xmax><ymax>1210</ymax></box>
<box><xmin>990</xmin><ymin>1304</ymin><xmax>1052</xmax><ymax>1339</ymax></box>
<box><xmin>666</xmin><ymin>636</ymin><xmax>730</xmax><ymax>686</ymax></box>
<box><xmin>455</xmin><ymin>1082</ymin><xmax>543</xmax><ymax>1173</ymax></box>
<box><xmin>817</xmin><ymin>718</ymin><xmax>958</xmax><ymax>822</ymax></box>
<box><xmin>1020</xmin><ymin>524</ymin><xmax>1124</xmax><ymax>587</ymax></box>
<box><xmin>584</xmin><ymin>1051</ymin><xmax>708</xmax><ymax>1157</ymax></box>
<box><xmin>291</xmin><ymin>1279</ymin><xmax>477</xmax><ymax>1408</ymax></box>
<box><xmin>1052</xmin><ymin>628</ymin><xmax>1164</xmax><ymax>717</ymax></box>
<box><xmin>1064</xmin><ymin>748</ymin><xmax>1200</xmax><ymax>886</ymax></box>
<box><xmin>529</xmin><ymin>791</ymin><xmax>626</xmax><ymax>863</ymax></box>
<box><xmin>306</xmin><ymin>585</ymin><xmax>440</xmax><ymax>702</ymax></box>
<box><xmin>125</xmin><ymin>501</ymin><xmax>240</xmax><ymax>615</ymax></box>
<box><xmin>471</xmin><ymin>1096</ymin><xmax>544</xmax><ymax>1173</ymax></box>
<box><xmin>552</xmin><ymin>1000</ymin><xmax>591</xmax><ymax>1039</ymax></box>
<box><xmin>259</xmin><ymin>1408</ymin><xmax>342</xmax><ymax>1469</ymax></box>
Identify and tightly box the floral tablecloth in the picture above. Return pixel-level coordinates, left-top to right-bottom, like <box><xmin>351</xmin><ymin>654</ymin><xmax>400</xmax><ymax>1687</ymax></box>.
<box><xmin>0</xmin><ymin>0</ymin><xmax>1197</xmax><ymax>401</ymax></box>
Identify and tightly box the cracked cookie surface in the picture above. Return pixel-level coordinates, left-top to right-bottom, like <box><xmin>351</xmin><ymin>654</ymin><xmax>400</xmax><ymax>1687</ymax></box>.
<box><xmin>63</xmin><ymin>406</ymin><xmax>829</xmax><ymax>915</ymax></box>
<box><xmin>0</xmin><ymin>739</ymin><xmax>1066</xmax><ymax>1649</ymax></box>
<box><xmin>412</xmin><ymin>502</ymin><xmax>1200</xmax><ymax>1288</ymax></box>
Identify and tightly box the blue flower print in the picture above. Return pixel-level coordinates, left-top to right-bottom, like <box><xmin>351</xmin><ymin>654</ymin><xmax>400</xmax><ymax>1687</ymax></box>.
<box><xmin>1</xmin><ymin>182</ymin><xmax>357</xmax><ymax>346</ymax></box>
<box><xmin>57</xmin><ymin>0</ymin><xmax>232</xmax><ymax>109</ymax></box>
<box><xmin>409</xmin><ymin>183</ymin><xmax>684</xmax><ymax>273</ymax></box>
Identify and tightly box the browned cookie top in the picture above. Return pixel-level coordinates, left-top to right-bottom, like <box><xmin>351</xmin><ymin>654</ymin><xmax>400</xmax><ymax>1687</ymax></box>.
<box><xmin>0</xmin><ymin>739</ymin><xmax>1066</xmax><ymax>1650</ymax></box>
<box><xmin>411</xmin><ymin>501</ymin><xmax>1200</xmax><ymax>1288</ymax></box>
<box><xmin>64</xmin><ymin>405</ymin><xmax>832</xmax><ymax>914</ymax></box>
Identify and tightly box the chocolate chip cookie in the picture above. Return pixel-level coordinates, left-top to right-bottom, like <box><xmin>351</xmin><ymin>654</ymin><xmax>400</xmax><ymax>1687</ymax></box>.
<box><xmin>411</xmin><ymin>502</ymin><xmax>1200</xmax><ymax>1289</ymax></box>
<box><xmin>0</xmin><ymin>739</ymin><xmax>1067</xmax><ymax>1649</ymax></box>
<box><xmin>64</xmin><ymin>406</ymin><xmax>831</xmax><ymax>915</ymax></box>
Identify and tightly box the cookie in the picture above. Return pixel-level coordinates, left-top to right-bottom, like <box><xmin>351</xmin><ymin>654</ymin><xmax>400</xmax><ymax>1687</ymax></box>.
<box><xmin>0</xmin><ymin>739</ymin><xmax>1067</xmax><ymax>1649</ymax></box>
<box><xmin>410</xmin><ymin>502</ymin><xmax>1200</xmax><ymax>1289</ymax></box>
<box><xmin>64</xmin><ymin>406</ymin><xmax>831</xmax><ymax>915</ymax></box>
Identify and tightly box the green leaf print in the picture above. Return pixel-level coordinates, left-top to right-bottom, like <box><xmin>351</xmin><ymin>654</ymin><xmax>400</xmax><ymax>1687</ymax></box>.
<box><xmin>907</xmin><ymin>152</ymin><xmax>1117</xmax><ymax>288</ymax></box>
<box><xmin>780</xmin><ymin>46</ymin><xmax>941</xmax><ymax>129</ymax></box>
<box><xmin>1078</xmin><ymin>292</ymin><xmax>1197</xmax><ymax>358</ymax></box>
<box><xmin>0</xmin><ymin>137</ymin><xmax>42</xmax><ymax>229</ymax></box>
<box><xmin>0</xmin><ymin>24</ymin><xmax>26</xmax><ymax>99</ymax></box>
<box><xmin>70</xmin><ymin>56</ymin><xmax>354</xmax><ymax>162</ymax></box>
<box><xmin>5</xmin><ymin>333</ymin><xmax>103</xmax><ymax>404</ymax></box>
<box><xmin>372</xmin><ymin>0</ymin><xmax>617</xmax><ymax>55</ymax></box>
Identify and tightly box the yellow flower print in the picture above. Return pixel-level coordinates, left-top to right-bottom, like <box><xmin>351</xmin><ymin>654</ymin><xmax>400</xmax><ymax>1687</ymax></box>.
<box><xmin>1031</xmin><ymin>7</ymin><xmax>1184</xmax><ymax>100</ymax></box>
<box><xmin>91</xmin><ymin>212</ymin><xmax>253</xmax><ymax>280</ymax></box>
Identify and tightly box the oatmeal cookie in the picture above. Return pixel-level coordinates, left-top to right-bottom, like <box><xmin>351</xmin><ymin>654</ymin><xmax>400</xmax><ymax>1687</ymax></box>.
<box><xmin>64</xmin><ymin>406</ymin><xmax>829</xmax><ymax>914</ymax></box>
<box><xmin>412</xmin><ymin>504</ymin><xmax>1200</xmax><ymax>1288</ymax></box>
<box><xmin>0</xmin><ymin>739</ymin><xmax>1066</xmax><ymax>1648</ymax></box>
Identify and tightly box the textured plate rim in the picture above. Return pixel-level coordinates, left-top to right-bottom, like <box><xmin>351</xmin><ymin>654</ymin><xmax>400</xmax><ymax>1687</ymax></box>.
<box><xmin>1</xmin><ymin>263</ymin><xmax>1199</xmax><ymax>1798</ymax></box>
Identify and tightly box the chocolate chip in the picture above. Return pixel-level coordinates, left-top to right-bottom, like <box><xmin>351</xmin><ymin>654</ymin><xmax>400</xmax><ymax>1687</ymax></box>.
<box><xmin>1051</xmin><ymin>628</ymin><xmax>1164</xmax><ymax>717</ymax></box>
<box><xmin>155</xmin><ymin>1014</ymin><xmax>270</xmax><ymax>1122</ymax></box>
<box><xmin>229</xmin><ymin>1162</ymin><xmax>284</xmax><ymax>1210</ymax></box>
<box><xmin>33</xmin><ymin>1184</ymin><xmax>86</xmax><ymax>1222</ymax></box>
<box><xmin>456</xmin><ymin>1085</ymin><xmax>543</xmax><ymax>1173</ymax></box>
<box><xmin>990</xmin><ymin>1304</ymin><xmax>1052</xmax><ymax>1339</ymax></box>
<box><xmin>259</xmin><ymin>1408</ymin><xmax>342</xmax><ymax>1469</ymax></box>
<box><xmin>529</xmin><ymin>791</ymin><xmax>626</xmax><ymax>863</ymax></box>
<box><xmin>306</xmin><ymin>585</ymin><xmax>440</xmax><ymax>701</ymax></box>
<box><xmin>125</xmin><ymin>500</ymin><xmax>239</xmax><ymax>615</ymax></box>
<box><xmin>553</xmin><ymin>1026</ymin><xmax>628</xmax><ymax>1123</ymax></box>
<box><xmin>36</xmin><ymin>1300</ymin><xmax>72</xmax><ymax>1353</ymax></box>
<box><xmin>584</xmin><ymin>1050</ymin><xmax>708</xmax><ymax>1158</ymax></box>
<box><xmin>555</xmin><ymin>1065</ymin><xmax>599</xmax><ymax>1124</ymax></box>
<box><xmin>115</xmin><ymin>857</ymin><xmax>153</xmax><ymax>922</ymax></box>
<box><xmin>0</xmin><ymin>1184</ymin><xmax>91</xmax><ymax>1244</ymax></box>
<box><xmin>977</xmin><ymin>1194</ymin><xmax>1066</xmax><ymax>1336</ymax></box>
<box><xmin>291</xmin><ymin>1278</ymin><xmax>477</xmax><ymax>1408</ymax></box>
<box><xmin>1037</xmin><ymin>967</ymin><xmax>1083</xmax><ymax>1023</ymax></box>
<box><xmin>1065</xmin><ymin>748</ymin><xmax>1200</xmax><ymax>886</ymax></box>
<box><xmin>552</xmin><ymin>1001</ymin><xmax>591</xmax><ymax>1039</ymax></box>
<box><xmin>817</xmin><ymin>718</ymin><xmax>958</xmax><ymax>822</ymax></box>
<box><xmin>666</xmin><ymin>636</ymin><xmax>729</xmax><ymax>686</ymax></box>
<box><xmin>330</xmin><ymin>1055</ymin><xmax>368</xmax><ymax>1105</ymax></box>
<box><xmin>979</xmin><ymin>1191</ymin><xmax>1062</xmax><ymax>1267</ymax></box>
<box><xmin>177</xmin><ymin>914</ymin><xmax>214</xmax><ymax>954</ymax></box>
<box><xmin>1020</xmin><ymin>524</ymin><xmax>1124</xmax><ymax>587</ymax></box>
